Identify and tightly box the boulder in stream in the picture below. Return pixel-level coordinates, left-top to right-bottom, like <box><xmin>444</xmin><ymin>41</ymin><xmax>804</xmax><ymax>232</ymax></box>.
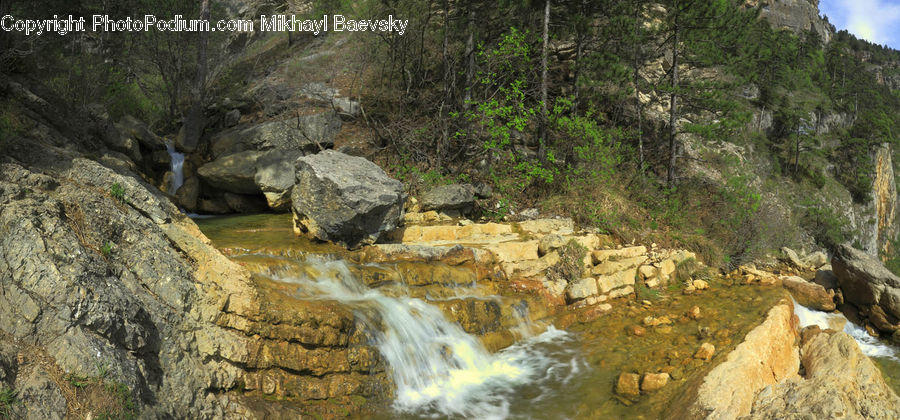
<box><xmin>291</xmin><ymin>150</ymin><xmax>406</xmax><ymax>248</ymax></box>
<box><xmin>832</xmin><ymin>243</ymin><xmax>900</xmax><ymax>332</ymax></box>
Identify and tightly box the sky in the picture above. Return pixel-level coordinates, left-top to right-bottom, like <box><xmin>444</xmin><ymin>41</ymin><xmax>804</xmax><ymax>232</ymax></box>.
<box><xmin>819</xmin><ymin>0</ymin><xmax>900</xmax><ymax>49</ymax></box>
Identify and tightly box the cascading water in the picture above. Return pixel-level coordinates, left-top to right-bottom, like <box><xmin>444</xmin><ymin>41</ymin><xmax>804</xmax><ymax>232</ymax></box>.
<box><xmin>793</xmin><ymin>299</ymin><xmax>899</xmax><ymax>361</ymax></box>
<box><xmin>166</xmin><ymin>142</ymin><xmax>185</xmax><ymax>193</ymax></box>
<box><xmin>271</xmin><ymin>258</ymin><xmax>583</xmax><ymax>419</ymax></box>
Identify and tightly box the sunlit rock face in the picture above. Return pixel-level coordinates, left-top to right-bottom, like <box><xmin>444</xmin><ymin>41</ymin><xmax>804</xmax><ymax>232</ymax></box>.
<box><xmin>751</xmin><ymin>0</ymin><xmax>833</xmax><ymax>43</ymax></box>
<box><xmin>873</xmin><ymin>144</ymin><xmax>899</xmax><ymax>259</ymax></box>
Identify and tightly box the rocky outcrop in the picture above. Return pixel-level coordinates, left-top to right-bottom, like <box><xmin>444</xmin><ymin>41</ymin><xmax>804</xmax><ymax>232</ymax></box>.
<box><xmin>667</xmin><ymin>301</ymin><xmax>800</xmax><ymax>420</ymax></box>
<box><xmin>754</xmin><ymin>0</ymin><xmax>832</xmax><ymax>43</ymax></box>
<box><xmin>196</xmin><ymin>150</ymin><xmax>265</xmax><ymax>194</ymax></box>
<box><xmin>0</xmin><ymin>96</ymin><xmax>385</xmax><ymax>418</ymax></box>
<box><xmin>253</xmin><ymin>150</ymin><xmax>303</xmax><ymax>211</ymax></box>
<box><xmin>873</xmin><ymin>144</ymin><xmax>899</xmax><ymax>258</ymax></box>
<box><xmin>291</xmin><ymin>150</ymin><xmax>406</xmax><ymax>248</ymax></box>
<box><xmin>832</xmin><ymin>244</ymin><xmax>900</xmax><ymax>333</ymax></box>
<box><xmin>742</xmin><ymin>327</ymin><xmax>900</xmax><ymax>419</ymax></box>
<box><xmin>209</xmin><ymin>111</ymin><xmax>340</xmax><ymax>159</ymax></box>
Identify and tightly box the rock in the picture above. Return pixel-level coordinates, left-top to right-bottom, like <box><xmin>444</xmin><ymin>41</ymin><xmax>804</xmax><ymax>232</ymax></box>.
<box><xmin>743</xmin><ymin>329</ymin><xmax>900</xmax><ymax>420</ymax></box>
<box><xmin>175</xmin><ymin>176</ymin><xmax>200</xmax><ymax>210</ymax></box>
<box><xmin>518</xmin><ymin>218</ymin><xmax>575</xmax><ymax>235</ymax></box>
<box><xmin>692</xmin><ymin>279</ymin><xmax>709</xmax><ymax>290</ymax></box>
<box><xmin>197</xmin><ymin>197</ymin><xmax>231</xmax><ymax>214</ymax></box>
<box><xmin>626</xmin><ymin>325</ymin><xmax>646</xmax><ymax>337</ymax></box>
<box><xmin>502</xmin><ymin>251</ymin><xmax>559</xmax><ymax>278</ymax></box>
<box><xmin>420</xmin><ymin>184</ymin><xmax>476</xmax><ymax>212</ymax></box>
<box><xmin>15</xmin><ymin>368</ymin><xmax>67</xmax><ymax>420</ymax></box>
<box><xmin>332</xmin><ymin>97</ymin><xmax>360</xmax><ymax>117</ymax></box>
<box><xmin>597</xmin><ymin>269</ymin><xmax>637</xmax><ymax>294</ymax></box>
<box><xmin>639</xmin><ymin>264</ymin><xmax>658</xmax><ymax>281</ymax></box>
<box><xmin>101</xmin><ymin>124</ymin><xmax>142</xmax><ymax>163</ymax></box>
<box><xmin>566</xmin><ymin>278</ymin><xmax>598</xmax><ymax>301</ymax></box>
<box><xmin>209</xmin><ymin>112</ymin><xmax>340</xmax><ymax>159</ymax></box>
<box><xmin>609</xmin><ymin>285</ymin><xmax>634</xmax><ymax>299</ymax></box>
<box><xmin>813</xmin><ymin>266</ymin><xmax>838</xmax><ymax>290</ymax></box>
<box><xmin>641</xmin><ymin>373</ymin><xmax>670</xmax><ymax>393</ymax></box>
<box><xmin>592</xmin><ymin>246</ymin><xmax>647</xmax><ymax>264</ymax></box>
<box><xmin>643</xmin><ymin>315</ymin><xmax>673</xmax><ymax>327</ymax></box>
<box><xmin>538</xmin><ymin>234</ymin><xmax>567</xmax><ymax>256</ymax></box>
<box><xmin>197</xmin><ymin>150</ymin><xmax>265</xmax><ymax>194</ymax></box>
<box><xmin>224</xmin><ymin>109</ymin><xmax>241</xmax><ymax>127</ymax></box>
<box><xmin>291</xmin><ymin>150</ymin><xmax>406</xmax><ymax>248</ymax></box>
<box><xmin>592</xmin><ymin>255</ymin><xmax>647</xmax><ymax>276</ymax></box>
<box><xmin>780</xmin><ymin>247</ymin><xmax>804</xmax><ymax>269</ymax></box>
<box><xmin>688</xmin><ymin>305</ymin><xmax>701</xmax><ymax>320</ymax></box>
<box><xmin>801</xmin><ymin>251</ymin><xmax>828</xmax><ymax>269</ymax></box>
<box><xmin>519</xmin><ymin>208</ymin><xmax>539</xmax><ymax>219</ymax></box>
<box><xmin>223</xmin><ymin>192</ymin><xmax>268</xmax><ymax>213</ymax></box>
<box><xmin>694</xmin><ymin>342</ymin><xmax>715</xmax><ymax>360</ymax></box>
<box><xmin>832</xmin><ymin>244</ymin><xmax>900</xmax><ymax>331</ymax></box>
<box><xmin>484</xmin><ymin>241</ymin><xmax>540</xmax><ymax>263</ymax></box>
<box><xmin>668</xmin><ymin>302</ymin><xmax>799</xmax><ymax>420</ymax></box>
<box><xmin>472</xmin><ymin>182</ymin><xmax>492</xmax><ymax>198</ymax></box>
<box><xmin>115</xmin><ymin>114</ymin><xmax>166</xmax><ymax>151</ymax></box>
<box><xmin>254</xmin><ymin>150</ymin><xmax>303</xmax><ymax>211</ymax></box>
<box><xmin>616</xmin><ymin>373</ymin><xmax>641</xmax><ymax>398</ymax></box>
<box><xmin>780</xmin><ymin>275</ymin><xmax>835</xmax><ymax>311</ymax></box>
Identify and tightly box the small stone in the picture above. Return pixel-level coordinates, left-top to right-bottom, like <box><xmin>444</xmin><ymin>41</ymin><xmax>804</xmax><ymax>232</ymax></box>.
<box><xmin>694</xmin><ymin>342</ymin><xmax>715</xmax><ymax>361</ymax></box>
<box><xmin>616</xmin><ymin>373</ymin><xmax>641</xmax><ymax>398</ymax></box>
<box><xmin>692</xmin><ymin>279</ymin><xmax>709</xmax><ymax>290</ymax></box>
<box><xmin>687</xmin><ymin>305</ymin><xmax>701</xmax><ymax>320</ymax></box>
<box><xmin>626</xmin><ymin>325</ymin><xmax>647</xmax><ymax>337</ymax></box>
<box><xmin>641</xmin><ymin>373</ymin><xmax>670</xmax><ymax>393</ymax></box>
<box><xmin>683</xmin><ymin>285</ymin><xmax>696</xmax><ymax>295</ymax></box>
<box><xmin>642</xmin><ymin>300</ymin><xmax>652</xmax><ymax>306</ymax></box>
<box><xmin>657</xmin><ymin>325</ymin><xmax>673</xmax><ymax>334</ymax></box>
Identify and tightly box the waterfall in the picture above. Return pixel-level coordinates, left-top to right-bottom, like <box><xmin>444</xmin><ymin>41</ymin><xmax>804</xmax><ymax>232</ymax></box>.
<box><xmin>272</xmin><ymin>258</ymin><xmax>581</xmax><ymax>419</ymax></box>
<box><xmin>793</xmin><ymin>299</ymin><xmax>899</xmax><ymax>361</ymax></box>
<box><xmin>166</xmin><ymin>142</ymin><xmax>185</xmax><ymax>193</ymax></box>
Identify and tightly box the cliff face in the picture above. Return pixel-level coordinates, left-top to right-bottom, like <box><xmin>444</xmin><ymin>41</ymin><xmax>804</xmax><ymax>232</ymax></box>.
<box><xmin>753</xmin><ymin>0</ymin><xmax>833</xmax><ymax>42</ymax></box>
<box><xmin>873</xmin><ymin>144</ymin><xmax>899</xmax><ymax>259</ymax></box>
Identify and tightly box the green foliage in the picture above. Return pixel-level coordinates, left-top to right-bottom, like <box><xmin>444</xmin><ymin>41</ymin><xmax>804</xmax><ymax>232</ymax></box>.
<box><xmin>101</xmin><ymin>242</ymin><xmax>114</xmax><ymax>257</ymax></box>
<box><xmin>635</xmin><ymin>283</ymin><xmax>661</xmax><ymax>300</ymax></box>
<box><xmin>0</xmin><ymin>385</ymin><xmax>19</xmax><ymax>419</ymax></box>
<box><xmin>110</xmin><ymin>183</ymin><xmax>126</xmax><ymax>203</ymax></box>
<box><xmin>801</xmin><ymin>202</ymin><xmax>850</xmax><ymax>251</ymax></box>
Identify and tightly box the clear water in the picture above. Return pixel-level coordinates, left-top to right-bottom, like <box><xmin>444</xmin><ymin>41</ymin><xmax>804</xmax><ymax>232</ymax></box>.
<box><xmin>166</xmin><ymin>142</ymin><xmax>184</xmax><ymax>193</ymax></box>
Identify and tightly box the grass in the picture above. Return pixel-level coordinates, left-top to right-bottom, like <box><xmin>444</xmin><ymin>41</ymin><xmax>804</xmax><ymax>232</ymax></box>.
<box><xmin>101</xmin><ymin>242</ymin><xmax>114</xmax><ymax>256</ymax></box>
<box><xmin>65</xmin><ymin>371</ymin><xmax>137</xmax><ymax>420</ymax></box>
<box><xmin>110</xmin><ymin>183</ymin><xmax>126</xmax><ymax>203</ymax></box>
<box><xmin>547</xmin><ymin>239</ymin><xmax>589</xmax><ymax>284</ymax></box>
<box><xmin>0</xmin><ymin>386</ymin><xmax>19</xmax><ymax>419</ymax></box>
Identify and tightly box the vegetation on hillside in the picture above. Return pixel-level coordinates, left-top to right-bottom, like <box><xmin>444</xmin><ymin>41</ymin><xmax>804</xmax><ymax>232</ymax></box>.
<box><xmin>4</xmin><ymin>0</ymin><xmax>900</xmax><ymax>268</ymax></box>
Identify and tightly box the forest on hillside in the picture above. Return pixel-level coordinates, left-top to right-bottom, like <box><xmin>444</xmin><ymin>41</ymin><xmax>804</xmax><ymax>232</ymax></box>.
<box><xmin>4</xmin><ymin>0</ymin><xmax>900</xmax><ymax>269</ymax></box>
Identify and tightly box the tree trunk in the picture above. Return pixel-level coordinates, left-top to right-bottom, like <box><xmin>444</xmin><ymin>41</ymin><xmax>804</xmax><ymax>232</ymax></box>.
<box><xmin>180</xmin><ymin>0</ymin><xmax>210</xmax><ymax>152</ymax></box>
<box><xmin>667</xmin><ymin>2</ymin><xmax>680</xmax><ymax>188</ymax></box>
<box><xmin>539</xmin><ymin>0</ymin><xmax>550</xmax><ymax>159</ymax></box>
<box><xmin>633</xmin><ymin>0</ymin><xmax>644</xmax><ymax>171</ymax></box>
<box><xmin>439</xmin><ymin>0</ymin><xmax>451</xmax><ymax>167</ymax></box>
<box><xmin>464</xmin><ymin>7</ymin><xmax>476</xmax><ymax>111</ymax></box>
<box><xmin>573</xmin><ymin>0</ymin><xmax>585</xmax><ymax>114</ymax></box>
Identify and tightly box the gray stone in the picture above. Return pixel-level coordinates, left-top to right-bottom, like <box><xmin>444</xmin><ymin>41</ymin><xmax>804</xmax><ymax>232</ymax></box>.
<box><xmin>420</xmin><ymin>184</ymin><xmax>476</xmax><ymax>212</ymax></box>
<box><xmin>209</xmin><ymin>111</ymin><xmax>341</xmax><ymax>159</ymax></box>
<box><xmin>176</xmin><ymin>176</ymin><xmax>200</xmax><ymax>210</ymax></box>
<box><xmin>254</xmin><ymin>150</ymin><xmax>303</xmax><ymax>211</ymax></box>
<box><xmin>566</xmin><ymin>278</ymin><xmax>598</xmax><ymax>301</ymax></box>
<box><xmin>115</xmin><ymin>115</ymin><xmax>166</xmax><ymax>152</ymax></box>
<box><xmin>291</xmin><ymin>150</ymin><xmax>406</xmax><ymax>248</ymax></box>
<box><xmin>801</xmin><ymin>251</ymin><xmax>828</xmax><ymax>269</ymax></box>
<box><xmin>833</xmin><ymin>244</ymin><xmax>900</xmax><ymax>330</ymax></box>
<box><xmin>813</xmin><ymin>267</ymin><xmax>838</xmax><ymax>291</ymax></box>
<box><xmin>780</xmin><ymin>247</ymin><xmax>805</xmax><ymax>269</ymax></box>
<box><xmin>197</xmin><ymin>150</ymin><xmax>265</xmax><ymax>194</ymax></box>
<box><xmin>15</xmin><ymin>368</ymin><xmax>67</xmax><ymax>420</ymax></box>
<box><xmin>224</xmin><ymin>109</ymin><xmax>241</xmax><ymax>127</ymax></box>
<box><xmin>538</xmin><ymin>234</ymin><xmax>567</xmax><ymax>256</ymax></box>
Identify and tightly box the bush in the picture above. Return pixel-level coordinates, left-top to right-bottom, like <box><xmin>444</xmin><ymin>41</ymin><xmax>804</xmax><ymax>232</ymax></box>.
<box><xmin>547</xmin><ymin>240</ymin><xmax>588</xmax><ymax>284</ymax></box>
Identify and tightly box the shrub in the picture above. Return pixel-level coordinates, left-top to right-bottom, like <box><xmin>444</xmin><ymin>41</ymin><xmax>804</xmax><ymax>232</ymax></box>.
<box><xmin>547</xmin><ymin>240</ymin><xmax>588</xmax><ymax>284</ymax></box>
<box><xmin>0</xmin><ymin>386</ymin><xmax>20</xmax><ymax>419</ymax></box>
<box><xmin>110</xmin><ymin>183</ymin><xmax>126</xmax><ymax>203</ymax></box>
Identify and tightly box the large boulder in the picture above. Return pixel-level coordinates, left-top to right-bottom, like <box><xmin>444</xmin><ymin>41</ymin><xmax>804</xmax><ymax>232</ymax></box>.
<box><xmin>291</xmin><ymin>150</ymin><xmax>406</xmax><ymax>248</ymax></box>
<box><xmin>196</xmin><ymin>150</ymin><xmax>265</xmax><ymax>194</ymax></box>
<box><xmin>210</xmin><ymin>111</ymin><xmax>341</xmax><ymax>159</ymax></box>
<box><xmin>781</xmin><ymin>276</ymin><xmax>835</xmax><ymax>311</ymax></box>
<box><xmin>420</xmin><ymin>184</ymin><xmax>477</xmax><ymax>212</ymax></box>
<box><xmin>832</xmin><ymin>244</ymin><xmax>900</xmax><ymax>331</ymax></box>
<box><xmin>115</xmin><ymin>115</ymin><xmax>166</xmax><ymax>152</ymax></box>
<box><xmin>743</xmin><ymin>328</ymin><xmax>900</xmax><ymax>419</ymax></box>
<box><xmin>254</xmin><ymin>150</ymin><xmax>303</xmax><ymax>211</ymax></box>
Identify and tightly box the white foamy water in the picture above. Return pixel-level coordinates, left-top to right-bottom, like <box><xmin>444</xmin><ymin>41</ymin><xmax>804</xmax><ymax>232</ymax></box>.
<box><xmin>166</xmin><ymin>142</ymin><xmax>185</xmax><ymax>193</ymax></box>
<box><xmin>273</xmin><ymin>259</ymin><xmax>582</xmax><ymax>419</ymax></box>
<box><xmin>793</xmin><ymin>299</ymin><xmax>899</xmax><ymax>361</ymax></box>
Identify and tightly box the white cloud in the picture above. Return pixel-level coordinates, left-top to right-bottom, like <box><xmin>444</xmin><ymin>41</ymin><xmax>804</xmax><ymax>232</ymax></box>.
<box><xmin>821</xmin><ymin>0</ymin><xmax>900</xmax><ymax>46</ymax></box>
